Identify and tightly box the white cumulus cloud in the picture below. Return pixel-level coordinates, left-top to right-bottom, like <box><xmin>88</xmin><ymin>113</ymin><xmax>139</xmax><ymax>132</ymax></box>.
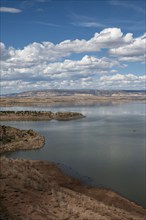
<box><xmin>0</xmin><ymin>7</ymin><xmax>22</xmax><ymax>13</ymax></box>
<box><xmin>110</xmin><ymin>33</ymin><xmax>146</xmax><ymax>62</ymax></box>
<box><xmin>0</xmin><ymin>27</ymin><xmax>145</xmax><ymax>94</ymax></box>
<box><xmin>1</xmin><ymin>28</ymin><xmax>138</xmax><ymax>63</ymax></box>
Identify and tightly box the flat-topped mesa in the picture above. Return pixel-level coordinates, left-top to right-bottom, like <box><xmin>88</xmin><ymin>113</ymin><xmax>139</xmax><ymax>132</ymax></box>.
<box><xmin>0</xmin><ymin>125</ymin><xmax>45</xmax><ymax>154</ymax></box>
<box><xmin>0</xmin><ymin>111</ymin><xmax>85</xmax><ymax>121</ymax></box>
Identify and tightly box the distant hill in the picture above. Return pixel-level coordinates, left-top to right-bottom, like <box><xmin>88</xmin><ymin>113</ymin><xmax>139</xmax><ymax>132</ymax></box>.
<box><xmin>1</xmin><ymin>89</ymin><xmax>146</xmax><ymax>98</ymax></box>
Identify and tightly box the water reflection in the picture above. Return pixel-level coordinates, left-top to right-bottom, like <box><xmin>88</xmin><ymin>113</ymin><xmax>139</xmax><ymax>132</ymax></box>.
<box><xmin>0</xmin><ymin>102</ymin><xmax>145</xmax><ymax>208</ymax></box>
<box><xmin>0</xmin><ymin>102</ymin><xmax>145</xmax><ymax>116</ymax></box>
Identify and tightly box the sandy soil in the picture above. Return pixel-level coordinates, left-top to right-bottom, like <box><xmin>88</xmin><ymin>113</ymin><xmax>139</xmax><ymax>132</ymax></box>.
<box><xmin>0</xmin><ymin>157</ymin><xmax>146</xmax><ymax>220</ymax></box>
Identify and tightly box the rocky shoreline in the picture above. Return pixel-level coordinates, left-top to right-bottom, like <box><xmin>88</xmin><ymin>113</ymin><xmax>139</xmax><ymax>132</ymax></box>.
<box><xmin>0</xmin><ymin>125</ymin><xmax>45</xmax><ymax>154</ymax></box>
<box><xmin>0</xmin><ymin>125</ymin><xmax>146</xmax><ymax>220</ymax></box>
<box><xmin>0</xmin><ymin>111</ymin><xmax>85</xmax><ymax>121</ymax></box>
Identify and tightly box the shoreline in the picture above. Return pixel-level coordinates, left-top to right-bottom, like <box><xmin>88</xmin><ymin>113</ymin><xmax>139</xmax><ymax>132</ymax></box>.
<box><xmin>0</xmin><ymin>111</ymin><xmax>85</xmax><ymax>121</ymax></box>
<box><xmin>0</xmin><ymin>96</ymin><xmax>146</xmax><ymax>107</ymax></box>
<box><xmin>0</xmin><ymin>125</ymin><xmax>146</xmax><ymax>219</ymax></box>
<box><xmin>0</xmin><ymin>125</ymin><xmax>45</xmax><ymax>154</ymax></box>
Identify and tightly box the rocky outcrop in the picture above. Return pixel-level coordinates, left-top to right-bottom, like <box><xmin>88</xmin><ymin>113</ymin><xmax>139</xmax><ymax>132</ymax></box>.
<box><xmin>0</xmin><ymin>125</ymin><xmax>45</xmax><ymax>154</ymax></box>
<box><xmin>0</xmin><ymin>111</ymin><xmax>85</xmax><ymax>121</ymax></box>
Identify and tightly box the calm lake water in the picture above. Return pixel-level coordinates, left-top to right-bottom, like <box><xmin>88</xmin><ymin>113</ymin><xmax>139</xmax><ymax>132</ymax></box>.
<box><xmin>1</xmin><ymin>102</ymin><xmax>146</xmax><ymax>208</ymax></box>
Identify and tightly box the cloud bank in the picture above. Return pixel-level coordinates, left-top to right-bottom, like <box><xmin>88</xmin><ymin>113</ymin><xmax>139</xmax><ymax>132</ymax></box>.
<box><xmin>0</xmin><ymin>28</ymin><xmax>145</xmax><ymax>94</ymax></box>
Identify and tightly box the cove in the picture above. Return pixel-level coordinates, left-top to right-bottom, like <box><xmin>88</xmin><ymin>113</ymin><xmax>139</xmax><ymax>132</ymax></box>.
<box><xmin>0</xmin><ymin>102</ymin><xmax>145</xmax><ymax>208</ymax></box>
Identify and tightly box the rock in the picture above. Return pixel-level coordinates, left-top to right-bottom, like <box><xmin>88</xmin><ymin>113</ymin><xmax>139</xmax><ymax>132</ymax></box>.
<box><xmin>0</xmin><ymin>125</ymin><xmax>45</xmax><ymax>154</ymax></box>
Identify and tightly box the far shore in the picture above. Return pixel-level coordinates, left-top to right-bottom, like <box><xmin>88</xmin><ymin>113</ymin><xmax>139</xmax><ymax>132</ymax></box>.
<box><xmin>0</xmin><ymin>95</ymin><xmax>146</xmax><ymax>107</ymax></box>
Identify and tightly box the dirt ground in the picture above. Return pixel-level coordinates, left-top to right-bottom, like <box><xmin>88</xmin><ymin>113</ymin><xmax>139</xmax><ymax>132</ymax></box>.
<box><xmin>0</xmin><ymin>125</ymin><xmax>145</xmax><ymax>220</ymax></box>
<box><xmin>0</xmin><ymin>157</ymin><xmax>146</xmax><ymax>220</ymax></box>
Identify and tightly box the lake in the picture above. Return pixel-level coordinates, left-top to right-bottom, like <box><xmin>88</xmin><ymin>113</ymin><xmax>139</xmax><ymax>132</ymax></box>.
<box><xmin>0</xmin><ymin>102</ymin><xmax>145</xmax><ymax>208</ymax></box>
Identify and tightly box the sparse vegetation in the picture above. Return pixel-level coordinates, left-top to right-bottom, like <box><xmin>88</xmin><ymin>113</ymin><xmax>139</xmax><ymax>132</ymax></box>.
<box><xmin>0</xmin><ymin>156</ymin><xmax>146</xmax><ymax>220</ymax></box>
<box><xmin>0</xmin><ymin>125</ymin><xmax>45</xmax><ymax>154</ymax></box>
<box><xmin>0</xmin><ymin>90</ymin><xmax>146</xmax><ymax>107</ymax></box>
<box><xmin>0</xmin><ymin>111</ymin><xmax>85</xmax><ymax>121</ymax></box>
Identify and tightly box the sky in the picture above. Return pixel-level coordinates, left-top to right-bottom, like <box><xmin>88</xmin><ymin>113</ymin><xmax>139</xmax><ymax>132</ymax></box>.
<box><xmin>0</xmin><ymin>0</ymin><xmax>146</xmax><ymax>94</ymax></box>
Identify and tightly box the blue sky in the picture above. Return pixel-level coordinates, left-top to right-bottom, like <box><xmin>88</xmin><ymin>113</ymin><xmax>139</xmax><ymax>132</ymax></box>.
<box><xmin>0</xmin><ymin>0</ymin><xmax>146</xmax><ymax>94</ymax></box>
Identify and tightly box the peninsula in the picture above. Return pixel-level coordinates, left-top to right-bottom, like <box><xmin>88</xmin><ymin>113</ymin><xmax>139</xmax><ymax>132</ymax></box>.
<box><xmin>0</xmin><ymin>111</ymin><xmax>85</xmax><ymax>121</ymax></box>
<box><xmin>0</xmin><ymin>125</ymin><xmax>146</xmax><ymax>220</ymax></box>
<box><xmin>0</xmin><ymin>125</ymin><xmax>45</xmax><ymax>154</ymax></box>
